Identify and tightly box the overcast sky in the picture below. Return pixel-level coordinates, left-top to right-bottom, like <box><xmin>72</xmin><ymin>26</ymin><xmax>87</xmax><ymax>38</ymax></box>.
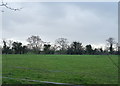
<box><xmin>2</xmin><ymin>2</ymin><xmax>118</xmax><ymax>48</ymax></box>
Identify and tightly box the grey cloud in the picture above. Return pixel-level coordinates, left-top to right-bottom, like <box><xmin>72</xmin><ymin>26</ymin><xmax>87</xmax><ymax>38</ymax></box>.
<box><xmin>2</xmin><ymin>2</ymin><xmax>118</xmax><ymax>46</ymax></box>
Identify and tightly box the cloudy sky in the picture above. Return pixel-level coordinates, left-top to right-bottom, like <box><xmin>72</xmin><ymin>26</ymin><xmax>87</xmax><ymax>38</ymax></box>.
<box><xmin>2</xmin><ymin>2</ymin><xmax>118</xmax><ymax>48</ymax></box>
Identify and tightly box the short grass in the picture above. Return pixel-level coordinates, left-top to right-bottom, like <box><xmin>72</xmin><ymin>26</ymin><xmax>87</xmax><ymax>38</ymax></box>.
<box><xmin>2</xmin><ymin>55</ymin><xmax>118</xmax><ymax>84</ymax></box>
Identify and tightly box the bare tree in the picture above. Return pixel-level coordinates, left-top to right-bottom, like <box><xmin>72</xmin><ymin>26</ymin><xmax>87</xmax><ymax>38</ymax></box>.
<box><xmin>106</xmin><ymin>37</ymin><xmax>115</xmax><ymax>53</ymax></box>
<box><xmin>7</xmin><ymin>40</ymin><xmax>13</xmax><ymax>49</ymax></box>
<box><xmin>55</xmin><ymin>38</ymin><xmax>68</xmax><ymax>50</ymax></box>
<box><xmin>2</xmin><ymin>39</ymin><xmax>13</xmax><ymax>48</ymax></box>
<box><xmin>27</xmin><ymin>35</ymin><xmax>44</xmax><ymax>53</ymax></box>
<box><xmin>0</xmin><ymin>0</ymin><xmax>22</xmax><ymax>12</ymax></box>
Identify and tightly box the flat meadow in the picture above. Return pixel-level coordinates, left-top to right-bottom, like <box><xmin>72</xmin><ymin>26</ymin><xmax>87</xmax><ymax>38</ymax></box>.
<box><xmin>2</xmin><ymin>55</ymin><xmax>118</xmax><ymax>85</ymax></box>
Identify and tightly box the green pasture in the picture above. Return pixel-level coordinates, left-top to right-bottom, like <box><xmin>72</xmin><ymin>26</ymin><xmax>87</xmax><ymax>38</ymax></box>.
<box><xmin>2</xmin><ymin>55</ymin><xmax>118</xmax><ymax>84</ymax></box>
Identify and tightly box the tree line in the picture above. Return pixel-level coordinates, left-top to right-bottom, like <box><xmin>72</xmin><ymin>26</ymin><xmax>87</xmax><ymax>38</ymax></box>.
<box><xmin>1</xmin><ymin>35</ymin><xmax>120</xmax><ymax>55</ymax></box>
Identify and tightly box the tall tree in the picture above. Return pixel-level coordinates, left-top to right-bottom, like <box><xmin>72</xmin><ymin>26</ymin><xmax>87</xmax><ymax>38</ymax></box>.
<box><xmin>2</xmin><ymin>40</ymin><xmax>8</xmax><ymax>54</ymax></box>
<box><xmin>22</xmin><ymin>45</ymin><xmax>28</xmax><ymax>54</ymax></box>
<box><xmin>27</xmin><ymin>35</ymin><xmax>43</xmax><ymax>53</ymax></box>
<box><xmin>2</xmin><ymin>40</ymin><xmax>12</xmax><ymax>54</ymax></box>
<box><xmin>55</xmin><ymin>38</ymin><xmax>68</xmax><ymax>51</ymax></box>
<box><xmin>43</xmin><ymin>44</ymin><xmax>51</xmax><ymax>54</ymax></box>
<box><xmin>71</xmin><ymin>41</ymin><xmax>83</xmax><ymax>54</ymax></box>
<box><xmin>12</xmin><ymin>42</ymin><xmax>23</xmax><ymax>54</ymax></box>
<box><xmin>106</xmin><ymin>37</ymin><xmax>115</xmax><ymax>54</ymax></box>
<box><xmin>7</xmin><ymin>40</ymin><xmax>13</xmax><ymax>49</ymax></box>
<box><xmin>85</xmin><ymin>45</ymin><xmax>93</xmax><ymax>54</ymax></box>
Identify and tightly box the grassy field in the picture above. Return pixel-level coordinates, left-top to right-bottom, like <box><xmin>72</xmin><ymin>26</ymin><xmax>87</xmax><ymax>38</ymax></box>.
<box><xmin>2</xmin><ymin>55</ymin><xmax>118</xmax><ymax>85</ymax></box>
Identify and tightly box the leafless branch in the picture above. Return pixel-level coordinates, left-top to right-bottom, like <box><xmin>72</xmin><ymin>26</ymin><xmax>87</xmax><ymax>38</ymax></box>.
<box><xmin>0</xmin><ymin>0</ymin><xmax>22</xmax><ymax>12</ymax></box>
